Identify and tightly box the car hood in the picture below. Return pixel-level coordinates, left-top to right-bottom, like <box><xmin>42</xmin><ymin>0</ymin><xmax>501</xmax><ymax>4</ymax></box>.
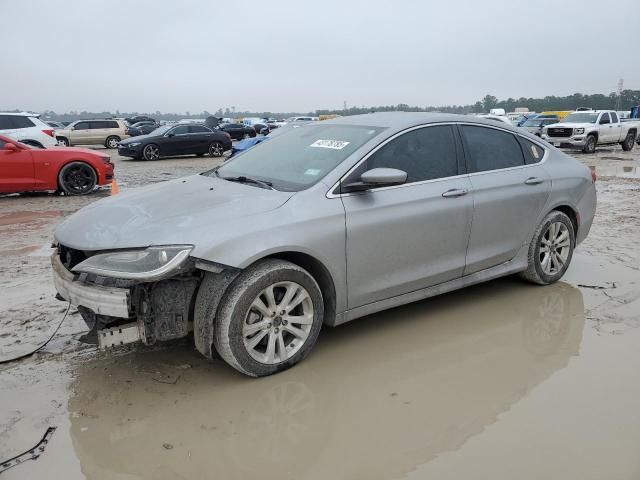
<box><xmin>54</xmin><ymin>174</ymin><xmax>294</xmax><ymax>252</ymax></box>
<box><xmin>119</xmin><ymin>133</ymin><xmax>155</xmax><ymax>144</ymax></box>
<box><xmin>40</xmin><ymin>146</ymin><xmax>106</xmax><ymax>156</ymax></box>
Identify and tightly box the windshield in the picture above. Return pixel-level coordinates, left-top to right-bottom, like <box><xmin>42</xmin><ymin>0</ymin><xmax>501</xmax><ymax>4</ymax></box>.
<box><xmin>562</xmin><ymin>113</ymin><xmax>599</xmax><ymax>123</ymax></box>
<box><xmin>150</xmin><ymin>125</ymin><xmax>172</xmax><ymax>135</ymax></box>
<box><xmin>210</xmin><ymin>124</ymin><xmax>385</xmax><ymax>191</ymax></box>
<box><xmin>523</xmin><ymin>119</ymin><xmax>543</xmax><ymax>127</ymax></box>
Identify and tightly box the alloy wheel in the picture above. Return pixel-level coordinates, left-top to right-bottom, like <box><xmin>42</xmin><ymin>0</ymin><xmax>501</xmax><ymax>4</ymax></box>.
<box><xmin>539</xmin><ymin>221</ymin><xmax>570</xmax><ymax>276</ymax></box>
<box><xmin>61</xmin><ymin>164</ymin><xmax>95</xmax><ymax>194</ymax></box>
<box><xmin>210</xmin><ymin>142</ymin><xmax>224</xmax><ymax>157</ymax></box>
<box><xmin>144</xmin><ymin>145</ymin><xmax>159</xmax><ymax>160</ymax></box>
<box><xmin>242</xmin><ymin>281</ymin><xmax>314</xmax><ymax>365</ymax></box>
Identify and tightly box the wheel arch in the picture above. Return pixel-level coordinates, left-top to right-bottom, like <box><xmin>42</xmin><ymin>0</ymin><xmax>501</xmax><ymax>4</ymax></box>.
<box><xmin>548</xmin><ymin>204</ymin><xmax>578</xmax><ymax>237</ymax></box>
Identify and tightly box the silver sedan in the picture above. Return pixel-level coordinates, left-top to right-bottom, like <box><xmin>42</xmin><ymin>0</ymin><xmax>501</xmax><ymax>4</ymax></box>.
<box><xmin>52</xmin><ymin>112</ymin><xmax>597</xmax><ymax>376</ymax></box>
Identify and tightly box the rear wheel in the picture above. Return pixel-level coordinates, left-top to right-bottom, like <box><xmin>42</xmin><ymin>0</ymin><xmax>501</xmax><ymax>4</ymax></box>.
<box><xmin>213</xmin><ymin>259</ymin><xmax>324</xmax><ymax>377</ymax></box>
<box><xmin>209</xmin><ymin>141</ymin><xmax>224</xmax><ymax>157</ymax></box>
<box><xmin>582</xmin><ymin>135</ymin><xmax>597</xmax><ymax>153</ymax></box>
<box><xmin>143</xmin><ymin>144</ymin><xmax>160</xmax><ymax>161</ymax></box>
<box><xmin>521</xmin><ymin>210</ymin><xmax>575</xmax><ymax>285</ymax></box>
<box><xmin>105</xmin><ymin>136</ymin><xmax>120</xmax><ymax>149</ymax></box>
<box><xmin>58</xmin><ymin>161</ymin><xmax>97</xmax><ymax>195</ymax></box>
<box><xmin>621</xmin><ymin>131</ymin><xmax>636</xmax><ymax>151</ymax></box>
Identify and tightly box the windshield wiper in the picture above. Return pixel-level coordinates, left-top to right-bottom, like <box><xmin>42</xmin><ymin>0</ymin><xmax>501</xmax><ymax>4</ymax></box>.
<box><xmin>219</xmin><ymin>174</ymin><xmax>275</xmax><ymax>190</ymax></box>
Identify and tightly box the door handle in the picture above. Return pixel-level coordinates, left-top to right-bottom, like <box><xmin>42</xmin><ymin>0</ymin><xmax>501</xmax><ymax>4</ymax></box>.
<box><xmin>441</xmin><ymin>188</ymin><xmax>468</xmax><ymax>198</ymax></box>
<box><xmin>524</xmin><ymin>177</ymin><xmax>544</xmax><ymax>185</ymax></box>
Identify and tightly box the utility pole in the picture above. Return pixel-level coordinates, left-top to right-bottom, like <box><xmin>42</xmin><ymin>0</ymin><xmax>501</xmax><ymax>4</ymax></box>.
<box><xmin>616</xmin><ymin>78</ymin><xmax>624</xmax><ymax>111</ymax></box>
<box><xmin>343</xmin><ymin>100</ymin><xmax>347</xmax><ymax>111</ymax></box>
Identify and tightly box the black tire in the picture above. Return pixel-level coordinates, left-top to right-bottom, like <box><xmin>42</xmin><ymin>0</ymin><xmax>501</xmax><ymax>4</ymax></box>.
<box><xmin>582</xmin><ymin>134</ymin><xmax>597</xmax><ymax>154</ymax></box>
<box><xmin>57</xmin><ymin>137</ymin><xmax>70</xmax><ymax>147</ymax></box>
<box><xmin>105</xmin><ymin>136</ymin><xmax>120</xmax><ymax>149</ymax></box>
<box><xmin>143</xmin><ymin>143</ymin><xmax>160</xmax><ymax>161</ymax></box>
<box><xmin>520</xmin><ymin>210</ymin><xmax>575</xmax><ymax>285</ymax></box>
<box><xmin>209</xmin><ymin>141</ymin><xmax>225</xmax><ymax>157</ymax></box>
<box><xmin>213</xmin><ymin>259</ymin><xmax>324</xmax><ymax>377</ymax></box>
<box><xmin>58</xmin><ymin>161</ymin><xmax>97</xmax><ymax>195</ymax></box>
<box><xmin>621</xmin><ymin>131</ymin><xmax>636</xmax><ymax>151</ymax></box>
<box><xmin>242</xmin><ymin>133</ymin><xmax>250</xmax><ymax>140</ymax></box>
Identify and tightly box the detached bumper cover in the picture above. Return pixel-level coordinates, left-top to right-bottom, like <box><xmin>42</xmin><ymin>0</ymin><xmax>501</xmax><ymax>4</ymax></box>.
<box><xmin>51</xmin><ymin>253</ymin><xmax>130</xmax><ymax>318</ymax></box>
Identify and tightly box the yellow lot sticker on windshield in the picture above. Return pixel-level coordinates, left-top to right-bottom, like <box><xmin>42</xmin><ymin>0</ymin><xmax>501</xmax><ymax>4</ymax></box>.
<box><xmin>310</xmin><ymin>139</ymin><xmax>350</xmax><ymax>150</ymax></box>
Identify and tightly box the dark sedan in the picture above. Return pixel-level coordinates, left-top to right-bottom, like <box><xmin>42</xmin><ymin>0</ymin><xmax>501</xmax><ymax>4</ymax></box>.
<box><xmin>118</xmin><ymin>123</ymin><xmax>232</xmax><ymax>160</ymax></box>
<box><xmin>218</xmin><ymin>123</ymin><xmax>256</xmax><ymax>141</ymax></box>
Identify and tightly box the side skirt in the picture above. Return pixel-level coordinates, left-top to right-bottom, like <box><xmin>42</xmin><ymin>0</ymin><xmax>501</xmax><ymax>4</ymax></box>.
<box><xmin>338</xmin><ymin>254</ymin><xmax>529</xmax><ymax>326</ymax></box>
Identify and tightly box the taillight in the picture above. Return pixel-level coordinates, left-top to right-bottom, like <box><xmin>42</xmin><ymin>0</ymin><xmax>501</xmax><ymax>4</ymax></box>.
<box><xmin>591</xmin><ymin>168</ymin><xmax>597</xmax><ymax>183</ymax></box>
<box><xmin>42</xmin><ymin>129</ymin><xmax>55</xmax><ymax>137</ymax></box>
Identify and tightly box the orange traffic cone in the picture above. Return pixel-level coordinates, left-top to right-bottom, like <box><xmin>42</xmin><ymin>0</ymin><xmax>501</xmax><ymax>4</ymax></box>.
<box><xmin>111</xmin><ymin>179</ymin><xmax>120</xmax><ymax>195</ymax></box>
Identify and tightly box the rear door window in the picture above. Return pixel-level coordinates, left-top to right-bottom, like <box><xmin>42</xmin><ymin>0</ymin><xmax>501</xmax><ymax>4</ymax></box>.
<box><xmin>189</xmin><ymin>125</ymin><xmax>210</xmax><ymax>134</ymax></box>
<box><xmin>10</xmin><ymin>116</ymin><xmax>35</xmax><ymax>129</ymax></box>
<box><xmin>461</xmin><ymin>125</ymin><xmax>525</xmax><ymax>172</ymax></box>
<box><xmin>610</xmin><ymin>112</ymin><xmax>618</xmax><ymax>123</ymax></box>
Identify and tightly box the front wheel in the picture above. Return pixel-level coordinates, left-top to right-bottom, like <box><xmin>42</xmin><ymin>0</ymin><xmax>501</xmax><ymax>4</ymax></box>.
<box><xmin>209</xmin><ymin>141</ymin><xmax>224</xmax><ymax>157</ymax></box>
<box><xmin>57</xmin><ymin>137</ymin><xmax>70</xmax><ymax>147</ymax></box>
<box><xmin>143</xmin><ymin>144</ymin><xmax>160</xmax><ymax>161</ymax></box>
<box><xmin>582</xmin><ymin>135</ymin><xmax>597</xmax><ymax>154</ymax></box>
<box><xmin>213</xmin><ymin>259</ymin><xmax>324</xmax><ymax>377</ymax></box>
<box><xmin>58</xmin><ymin>161</ymin><xmax>97</xmax><ymax>195</ymax></box>
<box><xmin>520</xmin><ymin>210</ymin><xmax>575</xmax><ymax>285</ymax></box>
<box><xmin>621</xmin><ymin>131</ymin><xmax>636</xmax><ymax>151</ymax></box>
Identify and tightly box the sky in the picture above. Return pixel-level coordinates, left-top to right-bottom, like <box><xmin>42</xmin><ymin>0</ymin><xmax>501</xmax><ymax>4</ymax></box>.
<box><xmin>2</xmin><ymin>0</ymin><xmax>639</xmax><ymax>114</ymax></box>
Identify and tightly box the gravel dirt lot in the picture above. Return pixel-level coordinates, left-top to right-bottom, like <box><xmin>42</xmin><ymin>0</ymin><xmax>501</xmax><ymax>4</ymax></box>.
<box><xmin>1</xmin><ymin>145</ymin><xmax>639</xmax><ymax>479</ymax></box>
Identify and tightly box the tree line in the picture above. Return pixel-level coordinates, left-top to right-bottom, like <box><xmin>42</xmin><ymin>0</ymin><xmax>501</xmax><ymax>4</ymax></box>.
<box><xmin>6</xmin><ymin>90</ymin><xmax>640</xmax><ymax>121</ymax></box>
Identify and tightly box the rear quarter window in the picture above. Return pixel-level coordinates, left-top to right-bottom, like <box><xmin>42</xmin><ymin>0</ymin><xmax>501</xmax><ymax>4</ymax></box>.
<box><xmin>518</xmin><ymin>137</ymin><xmax>545</xmax><ymax>164</ymax></box>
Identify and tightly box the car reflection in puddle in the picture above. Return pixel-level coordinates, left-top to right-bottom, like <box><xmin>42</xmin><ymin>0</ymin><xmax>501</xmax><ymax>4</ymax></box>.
<box><xmin>68</xmin><ymin>278</ymin><xmax>584</xmax><ymax>480</ymax></box>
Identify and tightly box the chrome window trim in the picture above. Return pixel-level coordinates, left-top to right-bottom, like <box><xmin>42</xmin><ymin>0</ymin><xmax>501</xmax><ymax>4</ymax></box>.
<box><xmin>325</xmin><ymin>121</ymin><xmax>549</xmax><ymax>199</ymax></box>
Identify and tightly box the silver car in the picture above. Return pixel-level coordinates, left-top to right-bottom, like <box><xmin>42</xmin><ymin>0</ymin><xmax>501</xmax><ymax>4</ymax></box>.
<box><xmin>51</xmin><ymin>112</ymin><xmax>596</xmax><ymax>377</ymax></box>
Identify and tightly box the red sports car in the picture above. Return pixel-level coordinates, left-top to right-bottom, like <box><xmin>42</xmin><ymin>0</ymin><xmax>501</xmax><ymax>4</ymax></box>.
<box><xmin>0</xmin><ymin>134</ymin><xmax>114</xmax><ymax>195</ymax></box>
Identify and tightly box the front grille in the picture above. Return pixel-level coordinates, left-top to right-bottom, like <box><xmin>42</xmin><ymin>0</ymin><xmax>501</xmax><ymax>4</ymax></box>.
<box><xmin>547</xmin><ymin>127</ymin><xmax>573</xmax><ymax>138</ymax></box>
<box><xmin>58</xmin><ymin>244</ymin><xmax>89</xmax><ymax>272</ymax></box>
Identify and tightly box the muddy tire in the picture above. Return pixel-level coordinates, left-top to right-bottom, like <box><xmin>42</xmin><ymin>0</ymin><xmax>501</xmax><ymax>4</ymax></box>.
<box><xmin>520</xmin><ymin>210</ymin><xmax>575</xmax><ymax>285</ymax></box>
<box><xmin>621</xmin><ymin>131</ymin><xmax>636</xmax><ymax>151</ymax></box>
<box><xmin>213</xmin><ymin>259</ymin><xmax>324</xmax><ymax>377</ymax></box>
<box><xmin>582</xmin><ymin>134</ymin><xmax>597</xmax><ymax>154</ymax></box>
<box><xmin>58</xmin><ymin>161</ymin><xmax>97</xmax><ymax>195</ymax></box>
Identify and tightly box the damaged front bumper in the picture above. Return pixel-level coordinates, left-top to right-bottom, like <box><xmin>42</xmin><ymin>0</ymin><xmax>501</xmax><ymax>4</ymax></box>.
<box><xmin>51</xmin><ymin>253</ymin><xmax>131</xmax><ymax>318</ymax></box>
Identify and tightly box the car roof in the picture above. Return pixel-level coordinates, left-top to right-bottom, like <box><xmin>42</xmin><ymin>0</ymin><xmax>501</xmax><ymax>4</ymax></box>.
<box><xmin>321</xmin><ymin>111</ymin><xmax>522</xmax><ymax>132</ymax></box>
<box><xmin>0</xmin><ymin>111</ymin><xmax>39</xmax><ymax>117</ymax></box>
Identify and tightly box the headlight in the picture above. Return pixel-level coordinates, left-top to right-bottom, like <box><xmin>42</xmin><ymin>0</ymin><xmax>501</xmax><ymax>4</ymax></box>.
<box><xmin>574</xmin><ymin>128</ymin><xmax>584</xmax><ymax>135</ymax></box>
<box><xmin>72</xmin><ymin>245</ymin><xmax>193</xmax><ymax>280</ymax></box>
<box><xmin>128</xmin><ymin>142</ymin><xmax>141</xmax><ymax>147</ymax></box>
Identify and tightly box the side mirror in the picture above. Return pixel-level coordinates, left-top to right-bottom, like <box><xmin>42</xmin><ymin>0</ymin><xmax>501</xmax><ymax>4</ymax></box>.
<box><xmin>4</xmin><ymin>142</ymin><xmax>19</xmax><ymax>152</ymax></box>
<box><xmin>342</xmin><ymin>168</ymin><xmax>407</xmax><ymax>193</ymax></box>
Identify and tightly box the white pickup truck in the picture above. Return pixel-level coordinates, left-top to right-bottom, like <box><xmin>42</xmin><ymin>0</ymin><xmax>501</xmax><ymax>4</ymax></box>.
<box><xmin>542</xmin><ymin>110</ymin><xmax>638</xmax><ymax>153</ymax></box>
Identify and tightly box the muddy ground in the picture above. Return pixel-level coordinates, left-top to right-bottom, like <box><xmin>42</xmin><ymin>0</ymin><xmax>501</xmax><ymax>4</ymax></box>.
<box><xmin>0</xmin><ymin>146</ymin><xmax>639</xmax><ymax>479</ymax></box>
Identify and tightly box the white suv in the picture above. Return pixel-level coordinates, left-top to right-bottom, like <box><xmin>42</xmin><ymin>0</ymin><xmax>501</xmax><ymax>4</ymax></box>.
<box><xmin>0</xmin><ymin>112</ymin><xmax>58</xmax><ymax>148</ymax></box>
